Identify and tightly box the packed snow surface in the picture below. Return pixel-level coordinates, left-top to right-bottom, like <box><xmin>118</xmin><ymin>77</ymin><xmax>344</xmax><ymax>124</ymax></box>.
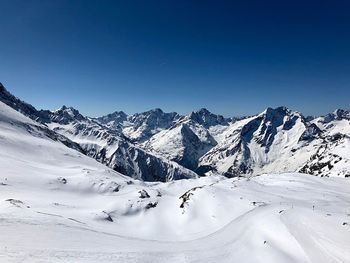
<box><xmin>0</xmin><ymin>101</ymin><xmax>350</xmax><ymax>262</ymax></box>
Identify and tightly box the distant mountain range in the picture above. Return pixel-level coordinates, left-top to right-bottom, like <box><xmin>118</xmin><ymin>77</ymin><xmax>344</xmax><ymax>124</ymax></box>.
<box><xmin>1</xmin><ymin>82</ymin><xmax>349</xmax><ymax>181</ymax></box>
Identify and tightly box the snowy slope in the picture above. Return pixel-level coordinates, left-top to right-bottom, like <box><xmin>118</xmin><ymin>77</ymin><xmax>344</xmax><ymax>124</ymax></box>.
<box><xmin>1</xmin><ymin>101</ymin><xmax>350</xmax><ymax>262</ymax></box>
<box><xmin>0</xmin><ymin>101</ymin><xmax>131</xmax><ymax>191</ymax></box>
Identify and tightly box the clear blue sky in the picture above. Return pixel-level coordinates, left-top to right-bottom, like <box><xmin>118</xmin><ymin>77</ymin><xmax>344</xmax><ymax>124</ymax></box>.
<box><xmin>0</xmin><ymin>0</ymin><xmax>349</xmax><ymax>117</ymax></box>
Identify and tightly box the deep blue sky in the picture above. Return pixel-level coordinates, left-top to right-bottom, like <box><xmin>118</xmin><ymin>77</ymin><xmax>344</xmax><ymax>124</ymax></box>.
<box><xmin>0</xmin><ymin>0</ymin><xmax>349</xmax><ymax>117</ymax></box>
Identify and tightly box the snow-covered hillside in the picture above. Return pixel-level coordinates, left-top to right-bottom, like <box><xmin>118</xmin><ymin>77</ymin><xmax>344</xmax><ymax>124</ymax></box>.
<box><xmin>0</xmin><ymin>101</ymin><xmax>350</xmax><ymax>262</ymax></box>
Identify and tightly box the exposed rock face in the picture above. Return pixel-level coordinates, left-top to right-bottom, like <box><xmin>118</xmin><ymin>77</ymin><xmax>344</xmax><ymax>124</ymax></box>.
<box><xmin>187</xmin><ymin>108</ymin><xmax>231</xmax><ymax>128</ymax></box>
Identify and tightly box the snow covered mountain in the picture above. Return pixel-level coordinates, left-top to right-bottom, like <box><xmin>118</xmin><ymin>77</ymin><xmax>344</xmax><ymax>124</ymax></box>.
<box><xmin>96</xmin><ymin>108</ymin><xmax>182</xmax><ymax>142</ymax></box>
<box><xmin>44</xmin><ymin>108</ymin><xmax>197</xmax><ymax>182</ymax></box>
<box><xmin>1</xmin><ymin>99</ymin><xmax>350</xmax><ymax>262</ymax></box>
<box><xmin>141</xmin><ymin>109</ymin><xmax>226</xmax><ymax>171</ymax></box>
<box><xmin>198</xmin><ymin>107</ymin><xmax>350</xmax><ymax>177</ymax></box>
<box><xmin>136</xmin><ymin>107</ymin><xmax>349</xmax><ymax>178</ymax></box>
<box><xmin>122</xmin><ymin>108</ymin><xmax>181</xmax><ymax>142</ymax></box>
<box><xmin>0</xmin><ymin>83</ymin><xmax>197</xmax><ymax>182</ymax></box>
<box><xmin>95</xmin><ymin>110</ymin><xmax>128</xmax><ymax>131</ymax></box>
<box><xmin>0</xmin><ymin>83</ymin><xmax>349</xmax><ymax>179</ymax></box>
<box><xmin>299</xmin><ymin>109</ymin><xmax>350</xmax><ymax>177</ymax></box>
<box><xmin>97</xmin><ymin>107</ymin><xmax>233</xmax><ymax>171</ymax></box>
<box><xmin>186</xmin><ymin>107</ymin><xmax>232</xmax><ymax>128</ymax></box>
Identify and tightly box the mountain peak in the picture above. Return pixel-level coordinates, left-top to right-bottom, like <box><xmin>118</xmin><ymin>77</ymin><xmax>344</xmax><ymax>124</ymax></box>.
<box><xmin>333</xmin><ymin>109</ymin><xmax>350</xmax><ymax>116</ymax></box>
<box><xmin>56</xmin><ymin>105</ymin><xmax>81</xmax><ymax>116</ymax></box>
<box><xmin>146</xmin><ymin>108</ymin><xmax>164</xmax><ymax>115</ymax></box>
<box><xmin>130</xmin><ymin>108</ymin><xmax>166</xmax><ymax>118</ymax></box>
<box><xmin>58</xmin><ymin>105</ymin><xmax>78</xmax><ymax>111</ymax></box>
<box><xmin>107</xmin><ymin>110</ymin><xmax>128</xmax><ymax>119</ymax></box>
<box><xmin>264</xmin><ymin>106</ymin><xmax>289</xmax><ymax>115</ymax></box>
<box><xmin>112</xmin><ymin>110</ymin><xmax>127</xmax><ymax>115</ymax></box>
<box><xmin>260</xmin><ymin>106</ymin><xmax>296</xmax><ymax>121</ymax></box>
<box><xmin>60</xmin><ymin>105</ymin><xmax>68</xmax><ymax>111</ymax></box>
<box><xmin>97</xmin><ymin>111</ymin><xmax>128</xmax><ymax>127</ymax></box>
<box><xmin>196</xmin><ymin>108</ymin><xmax>211</xmax><ymax>114</ymax></box>
<box><xmin>333</xmin><ymin>109</ymin><xmax>350</xmax><ymax>119</ymax></box>
<box><xmin>188</xmin><ymin>108</ymin><xmax>230</xmax><ymax>128</ymax></box>
<box><xmin>321</xmin><ymin>109</ymin><xmax>350</xmax><ymax>123</ymax></box>
<box><xmin>48</xmin><ymin>105</ymin><xmax>85</xmax><ymax>124</ymax></box>
<box><xmin>190</xmin><ymin>108</ymin><xmax>212</xmax><ymax>116</ymax></box>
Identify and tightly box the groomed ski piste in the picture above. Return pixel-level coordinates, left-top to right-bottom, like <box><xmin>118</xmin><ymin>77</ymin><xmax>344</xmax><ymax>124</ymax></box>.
<box><xmin>0</xmin><ymin>101</ymin><xmax>350</xmax><ymax>263</ymax></box>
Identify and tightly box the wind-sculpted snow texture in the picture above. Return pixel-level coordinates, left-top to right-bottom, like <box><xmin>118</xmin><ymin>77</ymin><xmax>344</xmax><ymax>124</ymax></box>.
<box><xmin>0</xmin><ymin>82</ymin><xmax>349</xmax><ymax>179</ymax></box>
<box><xmin>0</xmin><ymin>100</ymin><xmax>350</xmax><ymax>262</ymax></box>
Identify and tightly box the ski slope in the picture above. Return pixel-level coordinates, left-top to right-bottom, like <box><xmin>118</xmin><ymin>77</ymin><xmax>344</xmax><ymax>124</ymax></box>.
<box><xmin>0</xmin><ymin>101</ymin><xmax>350</xmax><ymax>263</ymax></box>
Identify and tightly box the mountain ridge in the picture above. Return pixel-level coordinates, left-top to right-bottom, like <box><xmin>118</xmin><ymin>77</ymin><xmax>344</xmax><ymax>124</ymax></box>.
<box><xmin>1</xmin><ymin>83</ymin><xmax>349</xmax><ymax>179</ymax></box>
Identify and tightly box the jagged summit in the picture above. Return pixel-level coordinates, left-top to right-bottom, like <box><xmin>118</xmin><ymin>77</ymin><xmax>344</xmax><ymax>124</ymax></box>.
<box><xmin>123</xmin><ymin>108</ymin><xmax>181</xmax><ymax>142</ymax></box>
<box><xmin>50</xmin><ymin>105</ymin><xmax>85</xmax><ymax>124</ymax></box>
<box><xmin>100</xmin><ymin>110</ymin><xmax>127</xmax><ymax>119</ymax></box>
<box><xmin>318</xmin><ymin>108</ymin><xmax>350</xmax><ymax>123</ymax></box>
<box><xmin>146</xmin><ymin>108</ymin><xmax>164</xmax><ymax>114</ymax></box>
<box><xmin>57</xmin><ymin>105</ymin><xmax>81</xmax><ymax>114</ymax></box>
<box><xmin>96</xmin><ymin>110</ymin><xmax>128</xmax><ymax>129</ymax></box>
<box><xmin>193</xmin><ymin>107</ymin><xmax>211</xmax><ymax>115</ymax></box>
<box><xmin>58</xmin><ymin>105</ymin><xmax>76</xmax><ymax>111</ymax></box>
<box><xmin>262</xmin><ymin>106</ymin><xmax>291</xmax><ymax>116</ymax></box>
<box><xmin>333</xmin><ymin>108</ymin><xmax>350</xmax><ymax>120</ymax></box>
<box><xmin>188</xmin><ymin>107</ymin><xmax>230</xmax><ymax>128</ymax></box>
